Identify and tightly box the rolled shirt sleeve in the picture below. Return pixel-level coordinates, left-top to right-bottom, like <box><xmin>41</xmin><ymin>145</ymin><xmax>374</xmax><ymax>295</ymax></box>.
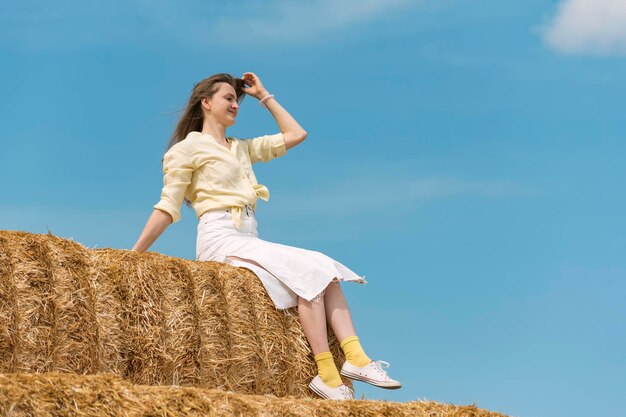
<box><xmin>153</xmin><ymin>147</ymin><xmax>195</xmax><ymax>223</ymax></box>
<box><xmin>246</xmin><ymin>133</ymin><xmax>286</xmax><ymax>164</ymax></box>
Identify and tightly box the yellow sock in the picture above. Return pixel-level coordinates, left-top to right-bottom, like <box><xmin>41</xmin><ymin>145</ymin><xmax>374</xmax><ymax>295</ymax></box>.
<box><xmin>314</xmin><ymin>352</ymin><xmax>343</xmax><ymax>388</ymax></box>
<box><xmin>340</xmin><ymin>336</ymin><xmax>371</xmax><ymax>367</ymax></box>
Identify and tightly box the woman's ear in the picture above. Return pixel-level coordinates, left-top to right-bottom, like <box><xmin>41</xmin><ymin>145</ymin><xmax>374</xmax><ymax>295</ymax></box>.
<box><xmin>201</xmin><ymin>97</ymin><xmax>211</xmax><ymax>111</ymax></box>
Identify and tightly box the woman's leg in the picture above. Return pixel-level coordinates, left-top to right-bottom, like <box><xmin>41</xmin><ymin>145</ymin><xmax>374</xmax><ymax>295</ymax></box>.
<box><xmin>324</xmin><ymin>282</ymin><xmax>372</xmax><ymax>367</ymax></box>
<box><xmin>298</xmin><ymin>281</ymin><xmax>359</xmax><ymax>352</ymax></box>
<box><xmin>323</xmin><ymin>281</ymin><xmax>356</xmax><ymax>341</ymax></box>
<box><xmin>323</xmin><ymin>282</ymin><xmax>401</xmax><ymax>389</ymax></box>
<box><xmin>300</xmin><ymin>281</ymin><xmax>364</xmax><ymax>355</ymax></box>
<box><xmin>298</xmin><ymin>295</ymin><xmax>330</xmax><ymax>355</ymax></box>
<box><xmin>299</xmin><ymin>295</ymin><xmax>345</xmax><ymax>389</ymax></box>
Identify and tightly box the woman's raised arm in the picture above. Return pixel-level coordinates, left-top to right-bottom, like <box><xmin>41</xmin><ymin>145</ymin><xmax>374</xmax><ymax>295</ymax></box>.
<box><xmin>131</xmin><ymin>209</ymin><xmax>172</xmax><ymax>253</ymax></box>
<box><xmin>242</xmin><ymin>72</ymin><xmax>307</xmax><ymax>150</ymax></box>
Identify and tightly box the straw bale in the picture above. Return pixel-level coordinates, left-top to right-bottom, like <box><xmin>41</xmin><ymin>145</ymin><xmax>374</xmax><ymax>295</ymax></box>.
<box><xmin>0</xmin><ymin>372</ymin><xmax>512</xmax><ymax>417</ymax></box>
<box><xmin>235</xmin><ymin>264</ymin><xmax>291</xmax><ymax>396</ymax></box>
<box><xmin>84</xmin><ymin>247</ymin><xmax>125</xmax><ymax>376</ymax></box>
<box><xmin>3</xmin><ymin>232</ymin><xmax>56</xmax><ymax>373</ymax></box>
<box><xmin>189</xmin><ymin>260</ymin><xmax>232</xmax><ymax>389</ymax></box>
<box><xmin>0</xmin><ymin>230</ymin><xmax>353</xmax><ymax>397</ymax></box>
<box><xmin>44</xmin><ymin>233</ymin><xmax>99</xmax><ymax>373</ymax></box>
<box><xmin>0</xmin><ymin>232</ymin><xmax>98</xmax><ymax>373</ymax></box>
<box><xmin>0</xmin><ymin>234</ymin><xmax>17</xmax><ymax>371</ymax></box>
<box><xmin>91</xmin><ymin>249</ymin><xmax>202</xmax><ymax>387</ymax></box>
<box><xmin>217</xmin><ymin>264</ymin><xmax>261</xmax><ymax>392</ymax></box>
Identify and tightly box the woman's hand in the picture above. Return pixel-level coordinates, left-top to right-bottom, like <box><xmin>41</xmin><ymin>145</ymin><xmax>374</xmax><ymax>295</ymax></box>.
<box><xmin>242</xmin><ymin>72</ymin><xmax>307</xmax><ymax>150</ymax></box>
<box><xmin>242</xmin><ymin>72</ymin><xmax>270</xmax><ymax>100</ymax></box>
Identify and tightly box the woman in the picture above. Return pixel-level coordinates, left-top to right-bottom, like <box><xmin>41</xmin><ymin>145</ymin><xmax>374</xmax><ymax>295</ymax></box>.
<box><xmin>132</xmin><ymin>72</ymin><xmax>400</xmax><ymax>400</ymax></box>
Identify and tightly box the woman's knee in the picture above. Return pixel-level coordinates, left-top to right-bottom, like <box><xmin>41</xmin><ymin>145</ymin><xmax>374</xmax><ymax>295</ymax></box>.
<box><xmin>324</xmin><ymin>279</ymin><xmax>342</xmax><ymax>294</ymax></box>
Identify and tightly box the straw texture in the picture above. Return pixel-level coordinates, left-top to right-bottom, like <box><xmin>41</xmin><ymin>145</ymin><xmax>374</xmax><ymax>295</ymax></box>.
<box><xmin>0</xmin><ymin>372</ymin><xmax>511</xmax><ymax>417</ymax></box>
<box><xmin>0</xmin><ymin>230</ymin><xmax>345</xmax><ymax>397</ymax></box>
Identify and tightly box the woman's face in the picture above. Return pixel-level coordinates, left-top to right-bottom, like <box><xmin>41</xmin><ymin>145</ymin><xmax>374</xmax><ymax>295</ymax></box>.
<box><xmin>204</xmin><ymin>82</ymin><xmax>240</xmax><ymax>126</ymax></box>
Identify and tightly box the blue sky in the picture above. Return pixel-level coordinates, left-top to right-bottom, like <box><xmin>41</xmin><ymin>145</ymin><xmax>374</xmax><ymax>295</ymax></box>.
<box><xmin>1</xmin><ymin>1</ymin><xmax>625</xmax><ymax>416</ymax></box>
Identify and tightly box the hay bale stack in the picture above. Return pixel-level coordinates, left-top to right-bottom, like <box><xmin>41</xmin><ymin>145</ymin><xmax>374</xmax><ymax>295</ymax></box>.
<box><xmin>0</xmin><ymin>372</ymin><xmax>511</xmax><ymax>417</ymax></box>
<box><xmin>0</xmin><ymin>230</ymin><xmax>347</xmax><ymax>397</ymax></box>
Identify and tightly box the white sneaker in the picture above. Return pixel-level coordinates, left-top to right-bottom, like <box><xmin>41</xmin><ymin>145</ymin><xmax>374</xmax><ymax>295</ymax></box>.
<box><xmin>340</xmin><ymin>360</ymin><xmax>402</xmax><ymax>389</ymax></box>
<box><xmin>308</xmin><ymin>375</ymin><xmax>355</xmax><ymax>400</ymax></box>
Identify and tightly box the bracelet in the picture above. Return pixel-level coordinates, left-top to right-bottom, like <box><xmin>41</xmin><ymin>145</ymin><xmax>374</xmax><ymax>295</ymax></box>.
<box><xmin>259</xmin><ymin>94</ymin><xmax>275</xmax><ymax>108</ymax></box>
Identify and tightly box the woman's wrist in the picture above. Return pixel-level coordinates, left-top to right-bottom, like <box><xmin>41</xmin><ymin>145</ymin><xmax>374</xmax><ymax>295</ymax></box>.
<box><xmin>256</xmin><ymin>90</ymin><xmax>270</xmax><ymax>100</ymax></box>
<box><xmin>258</xmin><ymin>91</ymin><xmax>275</xmax><ymax>108</ymax></box>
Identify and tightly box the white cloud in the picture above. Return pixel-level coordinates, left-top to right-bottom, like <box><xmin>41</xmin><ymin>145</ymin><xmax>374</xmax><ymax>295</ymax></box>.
<box><xmin>209</xmin><ymin>0</ymin><xmax>419</xmax><ymax>45</ymax></box>
<box><xmin>0</xmin><ymin>0</ymin><xmax>421</xmax><ymax>50</ymax></box>
<box><xmin>542</xmin><ymin>0</ymin><xmax>626</xmax><ymax>55</ymax></box>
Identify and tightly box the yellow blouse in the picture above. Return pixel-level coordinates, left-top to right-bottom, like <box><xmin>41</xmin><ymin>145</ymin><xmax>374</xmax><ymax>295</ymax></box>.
<box><xmin>154</xmin><ymin>131</ymin><xmax>286</xmax><ymax>229</ymax></box>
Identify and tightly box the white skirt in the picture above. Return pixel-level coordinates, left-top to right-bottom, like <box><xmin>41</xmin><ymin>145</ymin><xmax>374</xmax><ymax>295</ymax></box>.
<box><xmin>196</xmin><ymin>207</ymin><xmax>367</xmax><ymax>309</ymax></box>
